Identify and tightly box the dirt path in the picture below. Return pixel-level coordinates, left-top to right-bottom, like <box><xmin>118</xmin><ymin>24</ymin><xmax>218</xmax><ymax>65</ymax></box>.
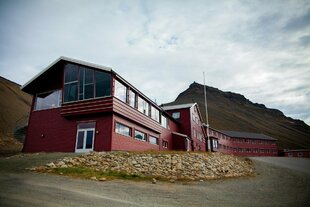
<box><xmin>0</xmin><ymin>154</ymin><xmax>309</xmax><ymax>207</ymax></box>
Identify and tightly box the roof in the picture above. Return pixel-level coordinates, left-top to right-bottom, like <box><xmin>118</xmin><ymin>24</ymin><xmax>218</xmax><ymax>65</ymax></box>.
<box><xmin>161</xmin><ymin>103</ymin><xmax>196</xmax><ymax>111</ymax></box>
<box><xmin>221</xmin><ymin>130</ymin><xmax>277</xmax><ymax>141</ymax></box>
<box><xmin>21</xmin><ymin>56</ymin><xmax>112</xmax><ymax>90</ymax></box>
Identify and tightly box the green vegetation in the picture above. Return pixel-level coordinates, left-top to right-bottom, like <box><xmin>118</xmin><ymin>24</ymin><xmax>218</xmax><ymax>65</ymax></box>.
<box><xmin>51</xmin><ymin>167</ymin><xmax>151</xmax><ymax>181</ymax></box>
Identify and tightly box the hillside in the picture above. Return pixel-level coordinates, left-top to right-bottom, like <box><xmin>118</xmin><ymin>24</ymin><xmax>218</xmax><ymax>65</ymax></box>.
<box><xmin>0</xmin><ymin>76</ymin><xmax>32</xmax><ymax>153</ymax></box>
<box><xmin>163</xmin><ymin>82</ymin><xmax>310</xmax><ymax>149</ymax></box>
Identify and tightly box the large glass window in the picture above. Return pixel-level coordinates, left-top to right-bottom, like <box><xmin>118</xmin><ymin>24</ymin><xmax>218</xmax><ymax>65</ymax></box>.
<box><xmin>115</xmin><ymin>122</ymin><xmax>132</xmax><ymax>137</ymax></box>
<box><xmin>63</xmin><ymin>63</ymin><xmax>112</xmax><ymax>103</ymax></box>
<box><xmin>64</xmin><ymin>64</ymin><xmax>78</xmax><ymax>102</ymax></box>
<box><xmin>128</xmin><ymin>89</ymin><xmax>136</xmax><ymax>108</ymax></box>
<box><xmin>35</xmin><ymin>90</ymin><xmax>62</xmax><ymax>110</ymax></box>
<box><xmin>138</xmin><ymin>96</ymin><xmax>149</xmax><ymax>116</ymax></box>
<box><xmin>114</xmin><ymin>80</ymin><xmax>127</xmax><ymax>102</ymax></box>
<box><xmin>84</xmin><ymin>68</ymin><xmax>94</xmax><ymax>99</ymax></box>
<box><xmin>151</xmin><ymin>106</ymin><xmax>160</xmax><ymax>122</ymax></box>
<box><xmin>95</xmin><ymin>70</ymin><xmax>111</xmax><ymax>97</ymax></box>
<box><xmin>134</xmin><ymin>130</ymin><xmax>146</xmax><ymax>142</ymax></box>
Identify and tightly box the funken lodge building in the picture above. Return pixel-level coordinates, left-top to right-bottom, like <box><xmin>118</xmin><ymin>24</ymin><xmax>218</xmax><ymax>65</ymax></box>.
<box><xmin>21</xmin><ymin>57</ymin><xmax>278</xmax><ymax>156</ymax></box>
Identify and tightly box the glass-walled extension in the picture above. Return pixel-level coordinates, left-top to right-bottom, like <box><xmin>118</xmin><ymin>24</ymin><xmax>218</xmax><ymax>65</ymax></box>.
<box><xmin>63</xmin><ymin>63</ymin><xmax>112</xmax><ymax>103</ymax></box>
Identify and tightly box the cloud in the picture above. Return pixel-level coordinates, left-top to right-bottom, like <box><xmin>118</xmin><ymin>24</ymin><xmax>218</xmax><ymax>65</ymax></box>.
<box><xmin>0</xmin><ymin>0</ymin><xmax>310</xmax><ymax>125</ymax></box>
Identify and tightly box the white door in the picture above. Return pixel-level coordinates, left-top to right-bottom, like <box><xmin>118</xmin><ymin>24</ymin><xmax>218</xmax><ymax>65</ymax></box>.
<box><xmin>75</xmin><ymin>128</ymin><xmax>95</xmax><ymax>153</ymax></box>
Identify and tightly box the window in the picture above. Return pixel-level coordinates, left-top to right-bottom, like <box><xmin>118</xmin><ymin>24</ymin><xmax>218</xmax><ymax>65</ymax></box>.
<box><xmin>35</xmin><ymin>90</ymin><xmax>62</xmax><ymax>110</ymax></box>
<box><xmin>172</xmin><ymin>112</ymin><xmax>180</xmax><ymax>119</ymax></box>
<box><xmin>151</xmin><ymin>106</ymin><xmax>160</xmax><ymax>122</ymax></box>
<box><xmin>115</xmin><ymin>122</ymin><xmax>131</xmax><ymax>137</ymax></box>
<box><xmin>114</xmin><ymin>80</ymin><xmax>127</xmax><ymax>102</ymax></box>
<box><xmin>149</xmin><ymin>136</ymin><xmax>159</xmax><ymax>145</ymax></box>
<box><xmin>128</xmin><ymin>89</ymin><xmax>136</xmax><ymax>108</ymax></box>
<box><xmin>64</xmin><ymin>63</ymin><xmax>111</xmax><ymax>102</ymax></box>
<box><xmin>162</xmin><ymin>140</ymin><xmax>168</xmax><ymax>148</ymax></box>
<box><xmin>297</xmin><ymin>152</ymin><xmax>303</xmax><ymax>157</ymax></box>
<box><xmin>260</xmin><ymin>149</ymin><xmax>264</xmax><ymax>153</ymax></box>
<box><xmin>137</xmin><ymin>96</ymin><xmax>149</xmax><ymax>115</ymax></box>
<box><xmin>266</xmin><ymin>149</ymin><xmax>270</xmax><ymax>154</ymax></box>
<box><xmin>161</xmin><ymin>115</ymin><xmax>168</xmax><ymax>128</ymax></box>
<box><xmin>83</xmin><ymin>68</ymin><xmax>95</xmax><ymax>99</ymax></box>
<box><xmin>238</xmin><ymin>148</ymin><xmax>242</xmax><ymax>152</ymax></box>
<box><xmin>135</xmin><ymin>130</ymin><xmax>146</xmax><ymax>142</ymax></box>
<box><xmin>64</xmin><ymin>64</ymin><xmax>78</xmax><ymax>102</ymax></box>
<box><xmin>95</xmin><ymin>70</ymin><xmax>111</xmax><ymax>97</ymax></box>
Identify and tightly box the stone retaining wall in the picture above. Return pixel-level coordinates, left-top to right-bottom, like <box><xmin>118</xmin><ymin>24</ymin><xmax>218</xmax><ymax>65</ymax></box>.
<box><xmin>38</xmin><ymin>152</ymin><xmax>255</xmax><ymax>181</ymax></box>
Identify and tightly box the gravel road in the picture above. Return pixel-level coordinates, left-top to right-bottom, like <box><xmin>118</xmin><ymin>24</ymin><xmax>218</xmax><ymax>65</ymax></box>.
<box><xmin>0</xmin><ymin>153</ymin><xmax>309</xmax><ymax>207</ymax></box>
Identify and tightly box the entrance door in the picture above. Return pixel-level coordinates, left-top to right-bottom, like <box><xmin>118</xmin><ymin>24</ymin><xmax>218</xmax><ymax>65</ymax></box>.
<box><xmin>75</xmin><ymin>128</ymin><xmax>95</xmax><ymax>153</ymax></box>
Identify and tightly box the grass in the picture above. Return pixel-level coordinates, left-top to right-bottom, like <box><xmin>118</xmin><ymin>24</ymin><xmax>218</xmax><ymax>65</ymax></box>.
<box><xmin>50</xmin><ymin>167</ymin><xmax>152</xmax><ymax>181</ymax></box>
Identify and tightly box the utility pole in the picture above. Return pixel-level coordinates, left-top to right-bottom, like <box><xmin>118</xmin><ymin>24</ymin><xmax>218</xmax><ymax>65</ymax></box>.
<box><xmin>203</xmin><ymin>72</ymin><xmax>211</xmax><ymax>152</ymax></box>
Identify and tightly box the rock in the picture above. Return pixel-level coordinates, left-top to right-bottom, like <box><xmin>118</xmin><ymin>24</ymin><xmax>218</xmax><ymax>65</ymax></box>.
<box><xmin>152</xmin><ymin>178</ymin><xmax>157</xmax><ymax>184</ymax></box>
<box><xmin>99</xmin><ymin>177</ymin><xmax>107</xmax><ymax>181</ymax></box>
<box><xmin>46</xmin><ymin>162</ymin><xmax>56</xmax><ymax>168</ymax></box>
<box><xmin>169</xmin><ymin>179</ymin><xmax>175</xmax><ymax>183</ymax></box>
<box><xmin>90</xmin><ymin>176</ymin><xmax>97</xmax><ymax>180</ymax></box>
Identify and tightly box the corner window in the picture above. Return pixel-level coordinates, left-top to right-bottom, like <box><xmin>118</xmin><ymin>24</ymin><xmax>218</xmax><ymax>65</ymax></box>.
<box><xmin>114</xmin><ymin>80</ymin><xmax>127</xmax><ymax>102</ymax></box>
<box><xmin>172</xmin><ymin>112</ymin><xmax>180</xmax><ymax>119</ymax></box>
<box><xmin>149</xmin><ymin>136</ymin><xmax>159</xmax><ymax>145</ymax></box>
<box><xmin>35</xmin><ymin>90</ymin><xmax>62</xmax><ymax>110</ymax></box>
<box><xmin>115</xmin><ymin>122</ymin><xmax>132</xmax><ymax>137</ymax></box>
<box><xmin>134</xmin><ymin>130</ymin><xmax>146</xmax><ymax>142</ymax></box>
<box><xmin>95</xmin><ymin>70</ymin><xmax>111</xmax><ymax>97</ymax></box>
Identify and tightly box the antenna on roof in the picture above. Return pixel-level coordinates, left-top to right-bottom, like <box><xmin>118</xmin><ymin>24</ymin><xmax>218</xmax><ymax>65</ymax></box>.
<box><xmin>203</xmin><ymin>72</ymin><xmax>211</xmax><ymax>151</ymax></box>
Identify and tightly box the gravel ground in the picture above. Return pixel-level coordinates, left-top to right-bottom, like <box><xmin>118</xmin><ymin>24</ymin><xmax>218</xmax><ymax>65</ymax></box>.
<box><xmin>0</xmin><ymin>153</ymin><xmax>309</xmax><ymax>207</ymax></box>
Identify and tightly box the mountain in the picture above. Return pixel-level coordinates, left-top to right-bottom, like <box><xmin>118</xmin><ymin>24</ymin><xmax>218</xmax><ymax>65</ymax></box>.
<box><xmin>0</xmin><ymin>76</ymin><xmax>32</xmax><ymax>153</ymax></box>
<box><xmin>163</xmin><ymin>82</ymin><xmax>310</xmax><ymax>149</ymax></box>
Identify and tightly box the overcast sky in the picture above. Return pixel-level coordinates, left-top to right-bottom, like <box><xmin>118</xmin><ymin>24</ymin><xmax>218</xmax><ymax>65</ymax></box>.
<box><xmin>0</xmin><ymin>0</ymin><xmax>309</xmax><ymax>125</ymax></box>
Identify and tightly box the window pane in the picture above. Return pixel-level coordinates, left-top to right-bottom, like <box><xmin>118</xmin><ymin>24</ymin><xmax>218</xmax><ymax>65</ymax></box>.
<box><xmin>115</xmin><ymin>122</ymin><xmax>131</xmax><ymax>137</ymax></box>
<box><xmin>135</xmin><ymin>130</ymin><xmax>146</xmax><ymax>141</ymax></box>
<box><xmin>129</xmin><ymin>90</ymin><xmax>136</xmax><ymax>108</ymax></box>
<box><xmin>78</xmin><ymin>122</ymin><xmax>96</xmax><ymax>129</ymax></box>
<box><xmin>138</xmin><ymin>96</ymin><xmax>149</xmax><ymax>115</ymax></box>
<box><xmin>77</xmin><ymin>131</ymin><xmax>84</xmax><ymax>149</ymax></box>
<box><xmin>79</xmin><ymin>68</ymin><xmax>84</xmax><ymax>99</ymax></box>
<box><xmin>35</xmin><ymin>90</ymin><xmax>61</xmax><ymax>110</ymax></box>
<box><xmin>95</xmin><ymin>71</ymin><xmax>111</xmax><ymax>97</ymax></box>
<box><xmin>161</xmin><ymin>115</ymin><xmax>167</xmax><ymax>128</ymax></box>
<box><xmin>172</xmin><ymin>112</ymin><xmax>180</xmax><ymax>119</ymax></box>
<box><xmin>84</xmin><ymin>68</ymin><xmax>94</xmax><ymax>84</ymax></box>
<box><xmin>85</xmin><ymin>130</ymin><xmax>94</xmax><ymax>149</ymax></box>
<box><xmin>149</xmin><ymin>136</ymin><xmax>158</xmax><ymax>145</ymax></box>
<box><xmin>64</xmin><ymin>63</ymin><xmax>78</xmax><ymax>83</ymax></box>
<box><xmin>115</xmin><ymin>80</ymin><xmax>127</xmax><ymax>102</ymax></box>
<box><xmin>84</xmin><ymin>84</ymin><xmax>94</xmax><ymax>99</ymax></box>
<box><xmin>64</xmin><ymin>82</ymin><xmax>78</xmax><ymax>102</ymax></box>
<box><xmin>151</xmin><ymin>106</ymin><xmax>160</xmax><ymax>122</ymax></box>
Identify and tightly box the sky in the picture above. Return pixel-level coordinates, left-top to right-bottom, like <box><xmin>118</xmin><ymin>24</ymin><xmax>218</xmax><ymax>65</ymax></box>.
<box><xmin>0</xmin><ymin>0</ymin><xmax>309</xmax><ymax>125</ymax></box>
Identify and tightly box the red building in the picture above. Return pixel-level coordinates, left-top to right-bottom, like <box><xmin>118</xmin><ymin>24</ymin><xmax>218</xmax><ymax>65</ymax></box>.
<box><xmin>21</xmin><ymin>57</ymin><xmax>205</xmax><ymax>153</ymax></box>
<box><xmin>206</xmin><ymin>127</ymin><xmax>278</xmax><ymax>156</ymax></box>
<box><xmin>282</xmin><ymin>149</ymin><xmax>310</xmax><ymax>158</ymax></box>
<box><xmin>162</xmin><ymin>103</ymin><xmax>206</xmax><ymax>151</ymax></box>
